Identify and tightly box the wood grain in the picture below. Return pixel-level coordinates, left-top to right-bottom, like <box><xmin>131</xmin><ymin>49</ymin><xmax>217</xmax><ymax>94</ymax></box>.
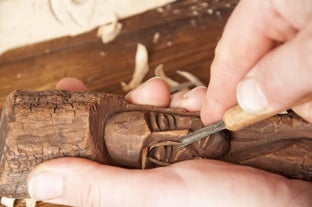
<box><xmin>0</xmin><ymin>0</ymin><xmax>237</xmax><ymax>105</ymax></box>
<box><xmin>0</xmin><ymin>0</ymin><xmax>238</xmax><ymax>206</ymax></box>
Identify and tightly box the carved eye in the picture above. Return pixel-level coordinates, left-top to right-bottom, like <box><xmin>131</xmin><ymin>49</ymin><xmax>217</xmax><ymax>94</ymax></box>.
<box><xmin>151</xmin><ymin>145</ymin><xmax>170</xmax><ymax>162</ymax></box>
<box><xmin>146</xmin><ymin>142</ymin><xmax>196</xmax><ymax>167</ymax></box>
<box><xmin>148</xmin><ymin>112</ymin><xmax>176</xmax><ymax>131</ymax></box>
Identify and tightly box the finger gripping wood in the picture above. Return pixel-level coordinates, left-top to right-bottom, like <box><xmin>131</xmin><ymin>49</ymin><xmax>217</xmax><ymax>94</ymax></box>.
<box><xmin>0</xmin><ymin>90</ymin><xmax>311</xmax><ymax>199</ymax></box>
<box><xmin>0</xmin><ymin>90</ymin><xmax>219</xmax><ymax>198</ymax></box>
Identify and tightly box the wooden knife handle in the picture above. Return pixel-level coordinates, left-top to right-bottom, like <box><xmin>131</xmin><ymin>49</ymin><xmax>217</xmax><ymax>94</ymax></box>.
<box><xmin>223</xmin><ymin>105</ymin><xmax>278</xmax><ymax>131</ymax></box>
<box><xmin>223</xmin><ymin>95</ymin><xmax>312</xmax><ymax>131</ymax></box>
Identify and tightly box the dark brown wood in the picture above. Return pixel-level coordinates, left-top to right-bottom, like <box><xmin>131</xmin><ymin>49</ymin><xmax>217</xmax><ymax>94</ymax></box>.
<box><xmin>0</xmin><ymin>90</ymin><xmax>311</xmax><ymax>200</ymax></box>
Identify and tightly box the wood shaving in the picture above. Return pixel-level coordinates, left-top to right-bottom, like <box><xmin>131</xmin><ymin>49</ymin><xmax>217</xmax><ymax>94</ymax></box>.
<box><xmin>153</xmin><ymin>32</ymin><xmax>160</xmax><ymax>44</ymax></box>
<box><xmin>169</xmin><ymin>82</ymin><xmax>194</xmax><ymax>93</ymax></box>
<box><xmin>0</xmin><ymin>197</ymin><xmax>15</xmax><ymax>207</ymax></box>
<box><xmin>25</xmin><ymin>199</ymin><xmax>37</xmax><ymax>207</ymax></box>
<box><xmin>207</xmin><ymin>9</ymin><xmax>214</xmax><ymax>14</ymax></box>
<box><xmin>97</xmin><ymin>13</ymin><xmax>122</xmax><ymax>44</ymax></box>
<box><xmin>176</xmin><ymin>70</ymin><xmax>205</xmax><ymax>87</ymax></box>
<box><xmin>166</xmin><ymin>41</ymin><xmax>173</xmax><ymax>47</ymax></box>
<box><xmin>156</xmin><ymin>7</ymin><xmax>164</xmax><ymax>13</ymax></box>
<box><xmin>121</xmin><ymin>43</ymin><xmax>149</xmax><ymax>92</ymax></box>
<box><xmin>154</xmin><ymin>64</ymin><xmax>179</xmax><ymax>87</ymax></box>
<box><xmin>155</xmin><ymin>68</ymin><xmax>205</xmax><ymax>93</ymax></box>
<box><xmin>279</xmin><ymin>111</ymin><xmax>288</xmax><ymax>115</ymax></box>
<box><xmin>121</xmin><ymin>47</ymin><xmax>206</xmax><ymax>94</ymax></box>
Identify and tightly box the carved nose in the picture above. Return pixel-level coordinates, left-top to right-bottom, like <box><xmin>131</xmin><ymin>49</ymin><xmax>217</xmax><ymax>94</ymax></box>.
<box><xmin>105</xmin><ymin>111</ymin><xmax>151</xmax><ymax>168</ymax></box>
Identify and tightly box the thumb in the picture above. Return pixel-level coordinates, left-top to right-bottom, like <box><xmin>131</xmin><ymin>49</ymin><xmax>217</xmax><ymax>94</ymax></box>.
<box><xmin>26</xmin><ymin>158</ymin><xmax>312</xmax><ymax>207</ymax></box>
<box><xmin>27</xmin><ymin>158</ymin><xmax>156</xmax><ymax>207</ymax></box>
<box><xmin>236</xmin><ymin>23</ymin><xmax>312</xmax><ymax>121</ymax></box>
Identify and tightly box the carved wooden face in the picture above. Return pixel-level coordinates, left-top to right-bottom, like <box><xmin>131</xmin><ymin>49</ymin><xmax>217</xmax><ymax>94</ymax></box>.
<box><xmin>104</xmin><ymin>111</ymin><xmax>230</xmax><ymax>168</ymax></box>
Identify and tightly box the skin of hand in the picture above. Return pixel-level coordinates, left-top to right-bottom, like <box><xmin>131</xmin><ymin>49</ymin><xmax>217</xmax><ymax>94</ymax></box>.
<box><xmin>27</xmin><ymin>1</ymin><xmax>312</xmax><ymax>205</ymax></box>
<box><xmin>200</xmin><ymin>0</ymin><xmax>312</xmax><ymax>125</ymax></box>
<box><xmin>26</xmin><ymin>77</ymin><xmax>312</xmax><ymax>207</ymax></box>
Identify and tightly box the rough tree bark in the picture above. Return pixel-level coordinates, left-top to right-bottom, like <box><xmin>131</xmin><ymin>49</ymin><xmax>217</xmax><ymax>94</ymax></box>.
<box><xmin>0</xmin><ymin>90</ymin><xmax>311</xmax><ymax>199</ymax></box>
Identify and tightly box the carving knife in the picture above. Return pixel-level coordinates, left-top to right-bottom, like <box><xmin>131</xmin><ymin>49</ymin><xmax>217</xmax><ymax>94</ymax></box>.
<box><xmin>178</xmin><ymin>96</ymin><xmax>312</xmax><ymax>147</ymax></box>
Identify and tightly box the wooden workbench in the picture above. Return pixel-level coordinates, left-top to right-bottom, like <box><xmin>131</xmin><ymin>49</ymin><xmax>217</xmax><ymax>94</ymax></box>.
<box><xmin>0</xmin><ymin>0</ymin><xmax>238</xmax><ymax>206</ymax></box>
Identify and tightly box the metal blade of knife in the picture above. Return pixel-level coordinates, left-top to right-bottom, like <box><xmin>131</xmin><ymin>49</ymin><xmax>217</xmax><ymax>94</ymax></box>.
<box><xmin>177</xmin><ymin>95</ymin><xmax>312</xmax><ymax>147</ymax></box>
<box><xmin>178</xmin><ymin>120</ymin><xmax>226</xmax><ymax>147</ymax></box>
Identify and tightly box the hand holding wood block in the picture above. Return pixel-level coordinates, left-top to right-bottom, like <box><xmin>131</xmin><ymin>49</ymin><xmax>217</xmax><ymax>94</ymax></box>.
<box><xmin>0</xmin><ymin>90</ymin><xmax>311</xmax><ymax>199</ymax></box>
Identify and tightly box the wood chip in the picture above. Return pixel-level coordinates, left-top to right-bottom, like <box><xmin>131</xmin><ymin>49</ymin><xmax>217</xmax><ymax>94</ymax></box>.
<box><xmin>153</xmin><ymin>32</ymin><xmax>160</xmax><ymax>44</ymax></box>
<box><xmin>155</xmin><ymin>66</ymin><xmax>205</xmax><ymax>93</ymax></box>
<box><xmin>97</xmin><ymin>13</ymin><xmax>122</xmax><ymax>44</ymax></box>
<box><xmin>0</xmin><ymin>197</ymin><xmax>15</xmax><ymax>207</ymax></box>
<box><xmin>154</xmin><ymin>64</ymin><xmax>179</xmax><ymax>87</ymax></box>
<box><xmin>121</xmin><ymin>48</ymin><xmax>205</xmax><ymax>93</ymax></box>
<box><xmin>121</xmin><ymin>43</ymin><xmax>149</xmax><ymax>92</ymax></box>
<box><xmin>25</xmin><ymin>199</ymin><xmax>37</xmax><ymax>207</ymax></box>
<box><xmin>176</xmin><ymin>70</ymin><xmax>205</xmax><ymax>86</ymax></box>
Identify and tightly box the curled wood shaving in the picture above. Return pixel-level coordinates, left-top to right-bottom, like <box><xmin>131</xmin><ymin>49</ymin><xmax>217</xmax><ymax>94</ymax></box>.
<box><xmin>121</xmin><ymin>43</ymin><xmax>149</xmax><ymax>92</ymax></box>
<box><xmin>121</xmin><ymin>46</ymin><xmax>205</xmax><ymax>93</ymax></box>
<box><xmin>97</xmin><ymin>13</ymin><xmax>122</xmax><ymax>44</ymax></box>
<box><xmin>154</xmin><ymin>64</ymin><xmax>179</xmax><ymax>87</ymax></box>
<box><xmin>154</xmin><ymin>66</ymin><xmax>205</xmax><ymax>93</ymax></box>
<box><xmin>169</xmin><ymin>82</ymin><xmax>194</xmax><ymax>93</ymax></box>
<box><xmin>176</xmin><ymin>70</ymin><xmax>205</xmax><ymax>87</ymax></box>
<box><xmin>0</xmin><ymin>197</ymin><xmax>15</xmax><ymax>207</ymax></box>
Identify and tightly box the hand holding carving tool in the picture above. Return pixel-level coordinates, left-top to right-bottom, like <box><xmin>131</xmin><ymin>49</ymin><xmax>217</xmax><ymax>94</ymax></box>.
<box><xmin>178</xmin><ymin>96</ymin><xmax>312</xmax><ymax>147</ymax></box>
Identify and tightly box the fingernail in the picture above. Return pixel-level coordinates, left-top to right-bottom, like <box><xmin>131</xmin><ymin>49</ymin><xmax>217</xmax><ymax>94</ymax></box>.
<box><xmin>182</xmin><ymin>86</ymin><xmax>206</xmax><ymax>99</ymax></box>
<box><xmin>125</xmin><ymin>77</ymin><xmax>162</xmax><ymax>100</ymax></box>
<box><xmin>28</xmin><ymin>171</ymin><xmax>64</xmax><ymax>201</ymax></box>
<box><xmin>237</xmin><ymin>78</ymin><xmax>268</xmax><ymax>113</ymax></box>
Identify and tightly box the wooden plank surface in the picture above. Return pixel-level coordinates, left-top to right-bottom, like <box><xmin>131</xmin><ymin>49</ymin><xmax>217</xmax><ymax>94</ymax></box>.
<box><xmin>0</xmin><ymin>0</ymin><xmax>237</xmax><ymax>206</ymax></box>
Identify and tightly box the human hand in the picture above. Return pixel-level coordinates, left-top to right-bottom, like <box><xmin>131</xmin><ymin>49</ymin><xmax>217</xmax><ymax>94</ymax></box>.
<box><xmin>201</xmin><ymin>0</ymin><xmax>312</xmax><ymax>125</ymax></box>
<box><xmin>26</xmin><ymin>78</ymin><xmax>312</xmax><ymax>207</ymax></box>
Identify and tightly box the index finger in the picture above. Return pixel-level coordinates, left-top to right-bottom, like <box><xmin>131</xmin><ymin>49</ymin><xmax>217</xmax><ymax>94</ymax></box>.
<box><xmin>201</xmin><ymin>0</ymin><xmax>297</xmax><ymax>125</ymax></box>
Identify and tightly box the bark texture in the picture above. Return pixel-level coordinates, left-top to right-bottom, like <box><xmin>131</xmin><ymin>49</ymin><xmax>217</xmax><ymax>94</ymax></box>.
<box><xmin>0</xmin><ymin>90</ymin><xmax>311</xmax><ymax>199</ymax></box>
